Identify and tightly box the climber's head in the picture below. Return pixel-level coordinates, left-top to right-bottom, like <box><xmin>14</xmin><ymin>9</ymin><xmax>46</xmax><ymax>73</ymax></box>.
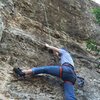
<box><xmin>48</xmin><ymin>49</ymin><xmax>53</xmax><ymax>54</ymax></box>
<box><xmin>53</xmin><ymin>51</ymin><xmax>59</xmax><ymax>57</ymax></box>
<box><xmin>49</xmin><ymin>49</ymin><xmax>59</xmax><ymax>57</ymax></box>
<box><xmin>49</xmin><ymin>47</ymin><xmax>67</xmax><ymax>57</ymax></box>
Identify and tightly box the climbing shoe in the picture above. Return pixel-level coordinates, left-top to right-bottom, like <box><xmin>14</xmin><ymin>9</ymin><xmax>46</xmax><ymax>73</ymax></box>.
<box><xmin>13</xmin><ymin>67</ymin><xmax>25</xmax><ymax>77</ymax></box>
<box><xmin>77</xmin><ymin>76</ymin><xmax>85</xmax><ymax>88</ymax></box>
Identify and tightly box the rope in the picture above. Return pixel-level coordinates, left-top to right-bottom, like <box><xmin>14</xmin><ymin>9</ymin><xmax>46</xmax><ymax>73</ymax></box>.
<box><xmin>38</xmin><ymin>0</ymin><xmax>52</xmax><ymax>43</ymax></box>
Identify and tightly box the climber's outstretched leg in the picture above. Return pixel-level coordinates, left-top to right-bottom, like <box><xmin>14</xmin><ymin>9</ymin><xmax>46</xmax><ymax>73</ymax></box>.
<box><xmin>13</xmin><ymin>66</ymin><xmax>77</xmax><ymax>100</ymax></box>
<box><xmin>13</xmin><ymin>66</ymin><xmax>60</xmax><ymax>78</ymax></box>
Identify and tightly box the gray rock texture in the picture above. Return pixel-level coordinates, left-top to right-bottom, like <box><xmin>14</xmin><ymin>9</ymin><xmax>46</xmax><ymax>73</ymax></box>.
<box><xmin>0</xmin><ymin>0</ymin><xmax>100</xmax><ymax>100</ymax></box>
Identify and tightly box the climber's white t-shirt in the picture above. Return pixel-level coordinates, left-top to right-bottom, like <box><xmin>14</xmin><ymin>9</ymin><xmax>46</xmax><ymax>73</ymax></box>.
<box><xmin>59</xmin><ymin>49</ymin><xmax>74</xmax><ymax>66</ymax></box>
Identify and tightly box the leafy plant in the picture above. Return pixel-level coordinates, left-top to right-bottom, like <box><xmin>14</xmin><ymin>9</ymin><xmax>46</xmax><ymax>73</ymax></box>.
<box><xmin>86</xmin><ymin>39</ymin><xmax>100</xmax><ymax>54</ymax></box>
<box><xmin>92</xmin><ymin>8</ymin><xmax>100</xmax><ymax>24</ymax></box>
<box><xmin>96</xmin><ymin>57</ymin><xmax>100</xmax><ymax>68</ymax></box>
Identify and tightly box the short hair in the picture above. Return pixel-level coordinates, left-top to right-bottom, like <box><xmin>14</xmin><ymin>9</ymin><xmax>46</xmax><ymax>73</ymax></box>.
<box><xmin>48</xmin><ymin>49</ymin><xmax>53</xmax><ymax>54</ymax></box>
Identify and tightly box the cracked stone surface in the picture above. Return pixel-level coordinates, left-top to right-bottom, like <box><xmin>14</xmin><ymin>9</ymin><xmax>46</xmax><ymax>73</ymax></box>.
<box><xmin>0</xmin><ymin>0</ymin><xmax>100</xmax><ymax>100</ymax></box>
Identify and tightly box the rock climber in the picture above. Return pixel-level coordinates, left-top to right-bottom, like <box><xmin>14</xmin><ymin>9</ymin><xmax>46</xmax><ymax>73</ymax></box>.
<box><xmin>13</xmin><ymin>43</ymin><xmax>77</xmax><ymax>100</ymax></box>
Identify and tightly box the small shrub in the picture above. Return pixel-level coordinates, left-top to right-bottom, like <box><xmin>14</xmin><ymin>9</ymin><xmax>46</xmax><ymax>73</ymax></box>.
<box><xmin>86</xmin><ymin>39</ymin><xmax>100</xmax><ymax>54</ymax></box>
<box><xmin>92</xmin><ymin>8</ymin><xmax>100</xmax><ymax>24</ymax></box>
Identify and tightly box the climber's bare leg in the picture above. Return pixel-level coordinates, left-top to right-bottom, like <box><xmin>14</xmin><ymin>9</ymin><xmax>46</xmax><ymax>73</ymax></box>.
<box><xmin>22</xmin><ymin>69</ymin><xmax>33</xmax><ymax>75</ymax></box>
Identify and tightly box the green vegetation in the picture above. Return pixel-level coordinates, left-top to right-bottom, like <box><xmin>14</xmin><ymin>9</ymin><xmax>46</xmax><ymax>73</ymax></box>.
<box><xmin>86</xmin><ymin>39</ymin><xmax>100</xmax><ymax>54</ymax></box>
<box><xmin>86</xmin><ymin>39</ymin><xmax>100</xmax><ymax>68</ymax></box>
<box><xmin>91</xmin><ymin>8</ymin><xmax>100</xmax><ymax>68</ymax></box>
<box><xmin>92</xmin><ymin>8</ymin><xmax>100</xmax><ymax>24</ymax></box>
<box><xmin>96</xmin><ymin>57</ymin><xmax>100</xmax><ymax>68</ymax></box>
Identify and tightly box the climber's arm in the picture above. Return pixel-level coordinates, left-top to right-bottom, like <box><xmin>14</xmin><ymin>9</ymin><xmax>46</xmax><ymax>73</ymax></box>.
<box><xmin>45</xmin><ymin>43</ymin><xmax>60</xmax><ymax>53</ymax></box>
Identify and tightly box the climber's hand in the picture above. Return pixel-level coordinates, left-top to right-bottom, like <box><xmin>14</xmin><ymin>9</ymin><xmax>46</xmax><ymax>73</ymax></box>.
<box><xmin>45</xmin><ymin>43</ymin><xmax>59</xmax><ymax>53</ymax></box>
<box><xmin>43</xmin><ymin>43</ymin><xmax>49</xmax><ymax>50</ymax></box>
<box><xmin>45</xmin><ymin>43</ymin><xmax>49</xmax><ymax>48</ymax></box>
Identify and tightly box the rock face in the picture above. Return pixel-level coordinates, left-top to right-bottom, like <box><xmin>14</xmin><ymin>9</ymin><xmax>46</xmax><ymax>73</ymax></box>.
<box><xmin>0</xmin><ymin>0</ymin><xmax>100</xmax><ymax>100</ymax></box>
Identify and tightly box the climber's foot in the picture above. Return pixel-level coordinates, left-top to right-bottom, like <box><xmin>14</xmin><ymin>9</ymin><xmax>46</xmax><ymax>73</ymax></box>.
<box><xmin>13</xmin><ymin>67</ymin><xmax>25</xmax><ymax>78</ymax></box>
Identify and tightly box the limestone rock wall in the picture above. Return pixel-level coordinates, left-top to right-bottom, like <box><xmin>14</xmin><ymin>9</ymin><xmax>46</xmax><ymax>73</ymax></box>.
<box><xmin>0</xmin><ymin>0</ymin><xmax>100</xmax><ymax>100</ymax></box>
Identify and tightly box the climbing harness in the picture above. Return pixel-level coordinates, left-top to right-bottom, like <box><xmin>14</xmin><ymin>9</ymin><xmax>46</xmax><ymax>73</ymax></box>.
<box><xmin>60</xmin><ymin>67</ymin><xmax>63</xmax><ymax>78</ymax></box>
<box><xmin>60</xmin><ymin>63</ymin><xmax>75</xmax><ymax>85</ymax></box>
<box><xmin>59</xmin><ymin>63</ymin><xmax>85</xmax><ymax>87</ymax></box>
